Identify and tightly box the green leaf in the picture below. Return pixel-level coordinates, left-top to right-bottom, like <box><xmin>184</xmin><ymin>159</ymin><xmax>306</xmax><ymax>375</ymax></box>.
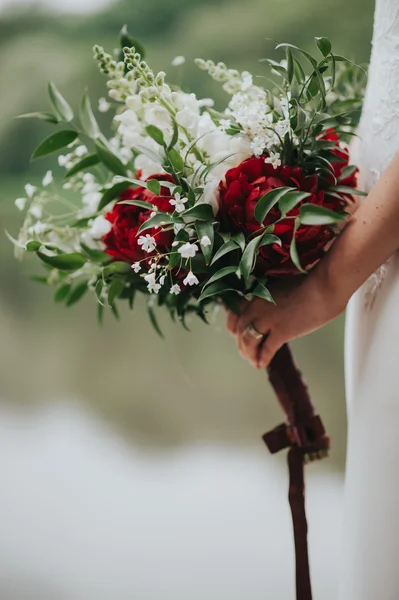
<box><xmin>25</xmin><ymin>240</ymin><xmax>42</xmax><ymax>252</ymax></box>
<box><xmin>48</xmin><ymin>82</ymin><xmax>74</xmax><ymax>122</ymax></box>
<box><xmin>198</xmin><ymin>281</ymin><xmax>237</xmax><ymax>303</ymax></box>
<box><xmin>183</xmin><ymin>204</ymin><xmax>214</xmax><ymax>221</ymax></box>
<box><xmin>120</xmin><ymin>199</ymin><xmax>151</xmax><ymax>210</ymax></box>
<box><xmin>195</xmin><ymin>221</ymin><xmax>214</xmax><ymax>265</ymax></box>
<box><xmin>148</xmin><ymin>303</ymin><xmax>164</xmax><ymax>338</ymax></box>
<box><xmin>95</xmin><ymin>140</ymin><xmax>128</xmax><ymax>177</ymax></box>
<box><xmin>80</xmin><ymin>242</ymin><xmax>110</xmax><ymax>263</ymax></box>
<box><xmin>97</xmin><ymin>302</ymin><xmax>104</xmax><ymax>325</ymax></box>
<box><xmin>231</xmin><ymin>232</ymin><xmax>246</xmax><ymax>252</ymax></box>
<box><xmin>120</xmin><ymin>24</ymin><xmax>146</xmax><ymax>59</ymax></box>
<box><xmin>286</xmin><ymin>47</ymin><xmax>294</xmax><ymax>83</ymax></box>
<box><xmin>168</xmin><ymin>118</ymin><xmax>179</xmax><ymax>151</ymax></box>
<box><xmin>203</xmin><ymin>266</ymin><xmax>238</xmax><ymax>289</ymax></box>
<box><xmin>146</xmin><ymin>178</ymin><xmax>161</xmax><ymax>195</ymax></box>
<box><xmin>338</xmin><ymin>165</ymin><xmax>358</xmax><ymax>181</ymax></box>
<box><xmin>146</xmin><ymin>125</ymin><xmax>165</xmax><ymax>146</ymax></box>
<box><xmin>259</xmin><ymin>233</ymin><xmax>282</xmax><ymax>247</ymax></box>
<box><xmin>253</xmin><ymin>283</ymin><xmax>275</xmax><ymax>304</ymax></box>
<box><xmin>137</xmin><ymin>213</ymin><xmax>171</xmax><ymax>234</ymax></box>
<box><xmin>299</xmin><ymin>204</ymin><xmax>344</xmax><ymax>226</ymax></box>
<box><xmin>102</xmin><ymin>261</ymin><xmax>131</xmax><ymax>277</ymax></box>
<box><xmin>79</xmin><ymin>90</ymin><xmax>101</xmax><ymax>139</ymax></box>
<box><xmin>275</xmin><ymin>43</ymin><xmax>317</xmax><ymax>68</ymax></box>
<box><xmin>98</xmin><ymin>181</ymin><xmax>130</xmax><ymax>211</ymax></box>
<box><xmin>329</xmin><ymin>185</ymin><xmax>367</xmax><ymax>196</ymax></box>
<box><xmin>254</xmin><ymin>187</ymin><xmax>293</xmax><ymax>223</ymax></box>
<box><xmin>107</xmin><ymin>276</ymin><xmax>125</xmax><ymax>306</ymax></box>
<box><xmin>210</xmin><ymin>240</ymin><xmax>240</xmax><ymax>265</ymax></box>
<box><xmin>65</xmin><ymin>153</ymin><xmax>100</xmax><ymax>178</ymax></box>
<box><xmin>17</xmin><ymin>111</ymin><xmax>59</xmax><ymax>124</ymax></box>
<box><xmin>290</xmin><ymin>221</ymin><xmax>305</xmax><ymax>273</ymax></box>
<box><xmin>66</xmin><ymin>281</ymin><xmax>89</xmax><ymax>306</ymax></box>
<box><xmin>36</xmin><ymin>251</ymin><xmax>87</xmax><ymax>271</ymax></box>
<box><xmin>315</xmin><ymin>37</ymin><xmax>332</xmax><ymax>57</ymax></box>
<box><xmin>167</xmin><ymin>147</ymin><xmax>185</xmax><ymax>173</ymax></box>
<box><xmin>54</xmin><ymin>283</ymin><xmax>72</xmax><ymax>302</ymax></box>
<box><xmin>31</xmin><ymin>130</ymin><xmax>78</xmax><ymax>160</ymax></box>
<box><xmin>240</xmin><ymin>236</ymin><xmax>262</xmax><ymax>285</ymax></box>
<box><xmin>279</xmin><ymin>191</ymin><xmax>312</xmax><ymax>215</ymax></box>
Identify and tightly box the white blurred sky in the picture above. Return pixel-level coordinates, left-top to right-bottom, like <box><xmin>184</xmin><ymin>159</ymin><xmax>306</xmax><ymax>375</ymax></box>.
<box><xmin>0</xmin><ymin>0</ymin><xmax>111</xmax><ymax>13</ymax></box>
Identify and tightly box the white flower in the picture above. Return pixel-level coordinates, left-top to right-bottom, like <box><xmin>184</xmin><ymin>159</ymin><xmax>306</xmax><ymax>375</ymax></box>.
<box><xmin>170</xmin><ymin>284</ymin><xmax>181</xmax><ymax>295</ymax></box>
<box><xmin>144</xmin><ymin>272</ymin><xmax>161</xmax><ymax>294</ymax></box>
<box><xmin>42</xmin><ymin>170</ymin><xmax>53</xmax><ymax>187</ymax></box>
<box><xmin>27</xmin><ymin>221</ymin><xmax>46</xmax><ymax>235</ymax></box>
<box><xmin>132</xmin><ymin>262</ymin><xmax>141</xmax><ymax>273</ymax></box>
<box><xmin>172</xmin><ymin>241</ymin><xmax>179</xmax><ymax>247</ymax></box>
<box><xmin>98</xmin><ymin>97</ymin><xmax>111</xmax><ymax>113</ymax></box>
<box><xmin>169</xmin><ymin>193</ymin><xmax>188</xmax><ymax>213</ymax></box>
<box><xmin>150</xmin><ymin>211</ymin><xmax>157</xmax><ymax>218</ymax></box>
<box><xmin>171</xmin><ymin>56</ymin><xmax>186</xmax><ymax>67</ymax></box>
<box><xmin>198</xmin><ymin>98</ymin><xmax>215</xmax><ymax>108</ymax></box>
<box><xmin>87</xmin><ymin>215</ymin><xmax>112</xmax><ymax>238</ymax></box>
<box><xmin>24</xmin><ymin>184</ymin><xmax>36</xmax><ymax>198</ymax></box>
<box><xmin>159</xmin><ymin>275</ymin><xmax>166</xmax><ymax>285</ymax></box>
<box><xmin>58</xmin><ymin>154</ymin><xmax>71</xmax><ymax>168</ymax></box>
<box><xmin>178</xmin><ymin>242</ymin><xmax>198</xmax><ymax>259</ymax></box>
<box><xmin>138</xmin><ymin>234</ymin><xmax>157</xmax><ymax>253</ymax></box>
<box><xmin>75</xmin><ymin>145</ymin><xmax>88</xmax><ymax>157</ymax></box>
<box><xmin>219</xmin><ymin>119</ymin><xmax>231</xmax><ymax>132</ymax></box>
<box><xmin>15</xmin><ymin>198</ymin><xmax>26</xmax><ymax>211</ymax></box>
<box><xmin>200</xmin><ymin>235</ymin><xmax>212</xmax><ymax>247</ymax></box>
<box><xmin>174</xmin><ymin>223</ymin><xmax>184</xmax><ymax>234</ymax></box>
<box><xmin>264</xmin><ymin>152</ymin><xmax>282</xmax><ymax>169</ymax></box>
<box><xmin>183</xmin><ymin>271</ymin><xmax>199</xmax><ymax>287</ymax></box>
<box><xmin>29</xmin><ymin>204</ymin><xmax>43</xmax><ymax>219</ymax></box>
<box><xmin>275</xmin><ymin>119</ymin><xmax>291</xmax><ymax>138</ymax></box>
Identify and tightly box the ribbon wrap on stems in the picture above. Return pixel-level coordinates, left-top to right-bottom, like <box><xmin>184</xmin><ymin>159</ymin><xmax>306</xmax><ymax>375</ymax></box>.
<box><xmin>263</xmin><ymin>343</ymin><xmax>330</xmax><ymax>600</ymax></box>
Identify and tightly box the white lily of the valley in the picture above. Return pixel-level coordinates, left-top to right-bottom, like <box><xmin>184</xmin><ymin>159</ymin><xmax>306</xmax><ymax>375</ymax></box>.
<box><xmin>25</xmin><ymin>184</ymin><xmax>36</xmax><ymax>198</ymax></box>
<box><xmin>200</xmin><ymin>235</ymin><xmax>212</xmax><ymax>247</ymax></box>
<box><xmin>98</xmin><ymin>97</ymin><xmax>111</xmax><ymax>113</ymax></box>
<box><xmin>138</xmin><ymin>234</ymin><xmax>157</xmax><ymax>253</ymax></box>
<box><xmin>169</xmin><ymin>193</ymin><xmax>188</xmax><ymax>213</ymax></box>
<box><xmin>170</xmin><ymin>284</ymin><xmax>181</xmax><ymax>295</ymax></box>
<box><xmin>42</xmin><ymin>170</ymin><xmax>53</xmax><ymax>187</ymax></box>
<box><xmin>132</xmin><ymin>262</ymin><xmax>141</xmax><ymax>273</ymax></box>
<box><xmin>183</xmin><ymin>271</ymin><xmax>199</xmax><ymax>287</ymax></box>
<box><xmin>15</xmin><ymin>198</ymin><xmax>26</xmax><ymax>211</ymax></box>
<box><xmin>144</xmin><ymin>272</ymin><xmax>161</xmax><ymax>294</ymax></box>
<box><xmin>178</xmin><ymin>242</ymin><xmax>198</xmax><ymax>259</ymax></box>
<box><xmin>29</xmin><ymin>204</ymin><xmax>43</xmax><ymax>220</ymax></box>
<box><xmin>171</xmin><ymin>56</ymin><xmax>186</xmax><ymax>67</ymax></box>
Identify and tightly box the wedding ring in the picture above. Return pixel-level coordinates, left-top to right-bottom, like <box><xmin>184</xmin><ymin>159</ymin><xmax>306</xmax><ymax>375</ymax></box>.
<box><xmin>244</xmin><ymin>323</ymin><xmax>265</xmax><ymax>341</ymax></box>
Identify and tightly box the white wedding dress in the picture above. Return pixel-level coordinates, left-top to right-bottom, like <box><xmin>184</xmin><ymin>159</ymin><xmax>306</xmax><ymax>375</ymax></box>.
<box><xmin>339</xmin><ymin>0</ymin><xmax>399</xmax><ymax>597</ymax></box>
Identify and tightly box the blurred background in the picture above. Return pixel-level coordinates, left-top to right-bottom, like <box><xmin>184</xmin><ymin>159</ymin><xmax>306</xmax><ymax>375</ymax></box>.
<box><xmin>0</xmin><ymin>0</ymin><xmax>374</xmax><ymax>598</ymax></box>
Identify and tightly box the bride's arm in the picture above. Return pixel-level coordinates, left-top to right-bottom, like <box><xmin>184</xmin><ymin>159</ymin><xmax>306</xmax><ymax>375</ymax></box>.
<box><xmin>227</xmin><ymin>151</ymin><xmax>399</xmax><ymax>368</ymax></box>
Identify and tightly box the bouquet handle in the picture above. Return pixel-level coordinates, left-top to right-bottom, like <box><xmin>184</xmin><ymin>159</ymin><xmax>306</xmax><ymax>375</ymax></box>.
<box><xmin>263</xmin><ymin>343</ymin><xmax>330</xmax><ymax>600</ymax></box>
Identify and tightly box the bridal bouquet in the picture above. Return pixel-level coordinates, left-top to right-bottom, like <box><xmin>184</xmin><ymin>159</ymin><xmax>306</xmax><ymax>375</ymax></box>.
<box><xmin>11</xmin><ymin>31</ymin><xmax>365</xmax><ymax>333</ymax></box>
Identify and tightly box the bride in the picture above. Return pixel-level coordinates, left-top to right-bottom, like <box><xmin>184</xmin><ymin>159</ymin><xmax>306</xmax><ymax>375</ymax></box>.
<box><xmin>227</xmin><ymin>0</ymin><xmax>399</xmax><ymax>597</ymax></box>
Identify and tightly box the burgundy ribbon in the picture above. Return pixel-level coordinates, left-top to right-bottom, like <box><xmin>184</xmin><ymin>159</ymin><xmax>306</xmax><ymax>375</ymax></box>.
<box><xmin>263</xmin><ymin>344</ymin><xmax>330</xmax><ymax>600</ymax></box>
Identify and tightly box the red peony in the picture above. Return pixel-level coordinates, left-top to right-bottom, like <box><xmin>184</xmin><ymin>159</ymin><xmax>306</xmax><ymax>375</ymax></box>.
<box><xmin>219</xmin><ymin>156</ymin><xmax>351</xmax><ymax>276</ymax></box>
<box><xmin>103</xmin><ymin>173</ymin><xmax>175</xmax><ymax>264</ymax></box>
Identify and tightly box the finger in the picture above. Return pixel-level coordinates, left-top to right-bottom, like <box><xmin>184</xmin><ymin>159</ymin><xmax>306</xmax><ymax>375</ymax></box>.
<box><xmin>256</xmin><ymin>333</ymin><xmax>282</xmax><ymax>369</ymax></box>
<box><xmin>237</xmin><ymin>323</ymin><xmax>266</xmax><ymax>367</ymax></box>
<box><xmin>226</xmin><ymin>310</ymin><xmax>239</xmax><ymax>335</ymax></box>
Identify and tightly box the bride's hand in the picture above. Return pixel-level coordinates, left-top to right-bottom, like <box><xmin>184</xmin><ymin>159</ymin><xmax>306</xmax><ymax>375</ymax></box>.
<box><xmin>226</xmin><ymin>275</ymin><xmax>343</xmax><ymax>369</ymax></box>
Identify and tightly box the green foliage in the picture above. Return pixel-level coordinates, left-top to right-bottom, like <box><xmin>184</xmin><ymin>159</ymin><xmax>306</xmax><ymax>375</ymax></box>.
<box><xmin>31</xmin><ymin>130</ymin><xmax>78</xmax><ymax>160</ymax></box>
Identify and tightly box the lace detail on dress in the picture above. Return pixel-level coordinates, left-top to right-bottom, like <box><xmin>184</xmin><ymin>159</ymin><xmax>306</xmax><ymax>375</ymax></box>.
<box><xmin>364</xmin><ymin>262</ymin><xmax>389</xmax><ymax>311</ymax></box>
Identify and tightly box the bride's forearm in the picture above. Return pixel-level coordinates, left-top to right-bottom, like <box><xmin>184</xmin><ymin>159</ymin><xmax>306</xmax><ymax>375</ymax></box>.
<box><xmin>304</xmin><ymin>151</ymin><xmax>399</xmax><ymax>315</ymax></box>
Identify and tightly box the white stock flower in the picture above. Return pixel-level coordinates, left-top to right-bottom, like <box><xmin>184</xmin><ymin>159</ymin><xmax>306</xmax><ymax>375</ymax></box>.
<box><xmin>87</xmin><ymin>215</ymin><xmax>112</xmax><ymax>238</ymax></box>
<box><xmin>28</xmin><ymin>221</ymin><xmax>46</xmax><ymax>235</ymax></box>
<box><xmin>169</xmin><ymin>193</ymin><xmax>188</xmax><ymax>213</ymax></box>
<box><xmin>200</xmin><ymin>235</ymin><xmax>212</xmax><ymax>247</ymax></box>
<box><xmin>171</xmin><ymin>56</ymin><xmax>186</xmax><ymax>67</ymax></box>
<box><xmin>98</xmin><ymin>97</ymin><xmax>111</xmax><ymax>113</ymax></box>
<box><xmin>178</xmin><ymin>242</ymin><xmax>198</xmax><ymax>259</ymax></box>
<box><xmin>275</xmin><ymin>119</ymin><xmax>291</xmax><ymax>138</ymax></box>
<box><xmin>264</xmin><ymin>152</ymin><xmax>282</xmax><ymax>169</ymax></box>
<box><xmin>144</xmin><ymin>272</ymin><xmax>161</xmax><ymax>294</ymax></box>
<box><xmin>138</xmin><ymin>234</ymin><xmax>157</xmax><ymax>253</ymax></box>
<box><xmin>170</xmin><ymin>284</ymin><xmax>181</xmax><ymax>295</ymax></box>
<box><xmin>132</xmin><ymin>262</ymin><xmax>141</xmax><ymax>273</ymax></box>
<box><xmin>25</xmin><ymin>184</ymin><xmax>36</xmax><ymax>198</ymax></box>
<box><xmin>134</xmin><ymin>153</ymin><xmax>164</xmax><ymax>179</ymax></box>
<box><xmin>42</xmin><ymin>170</ymin><xmax>53</xmax><ymax>187</ymax></box>
<box><xmin>15</xmin><ymin>198</ymin><xmax>26</xmax><ymax>211</ymax></box>
<box><xmin>219</xmin><ymin>119</ymin><xmax>231</xmax><ymax>132</ymax></box>
<box><xmin>183</xmin><ymin>271</ymin><xmax>199</xmax><ymax>287</ymax></box>
<box><xmin>29</xmin><ymin>204</ymin><xmax>43</xmax><ymax>219</ymax></box>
